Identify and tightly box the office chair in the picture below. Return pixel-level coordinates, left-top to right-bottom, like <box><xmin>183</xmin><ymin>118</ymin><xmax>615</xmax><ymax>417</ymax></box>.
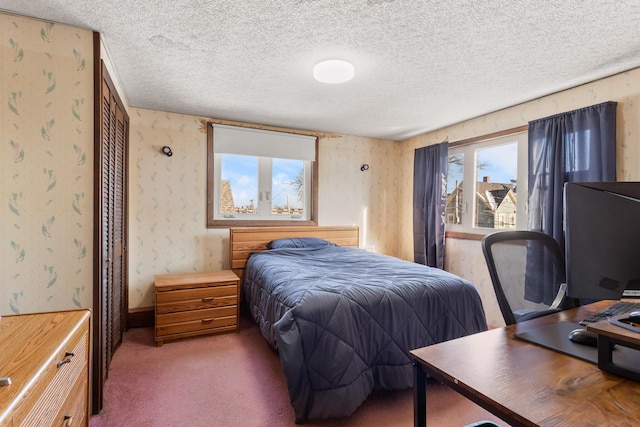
<box><xmin>481</xmin><ymin>230</ymin><xmax>579</xmax><ymax>326</ymax></box>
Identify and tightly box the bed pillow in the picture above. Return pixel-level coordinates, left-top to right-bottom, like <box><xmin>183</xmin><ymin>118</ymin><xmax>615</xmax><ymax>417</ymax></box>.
<box><xmin>267</xmin><ymin>237</ymin><xmax>337</xmax><ymax>249</ymax></box>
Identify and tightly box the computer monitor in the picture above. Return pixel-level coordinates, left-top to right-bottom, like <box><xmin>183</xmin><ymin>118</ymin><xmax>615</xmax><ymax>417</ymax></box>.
<box><xmin>564</xmin><ymin>182</ymin><xmax>640</xmax><ymax>300</ymax></box>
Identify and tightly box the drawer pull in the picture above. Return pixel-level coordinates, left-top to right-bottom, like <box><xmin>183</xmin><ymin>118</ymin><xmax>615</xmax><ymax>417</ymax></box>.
<box><xmin>57</xmin><ymin>351</ymin><xmax>75</xmax><ymax>368</ymax></box>
<box><xmin>63</xmin><ymin>414</ymin><xmax>74</xmax><ymax>426</ymax></box>
<box><xmin>201</xmin><ymin>296</ymin><xmax>215</xmax><ymax>303</ymax></box>
<box><xmin>201</xmin><ymin>317</ymin><xmax>214</xmax><ymax>323</ymax></box>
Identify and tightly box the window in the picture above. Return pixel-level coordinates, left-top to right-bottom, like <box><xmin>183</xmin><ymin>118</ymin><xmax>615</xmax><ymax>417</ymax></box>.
<box><xmin>207</xmin><ymin>124</ymin><xmax>318</xmax><ymax>227</ymax></box>
<box><xmin>445</xmin><ymin>131</ymin><xmax>527</xmax><ymax>234</ymax></box>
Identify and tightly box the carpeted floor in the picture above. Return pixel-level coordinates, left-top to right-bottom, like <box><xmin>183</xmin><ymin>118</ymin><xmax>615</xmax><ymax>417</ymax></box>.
<box><xmin>90</xmin><ymin>313</ymin><xmax>506</xmax><ymax>427</ymax></box>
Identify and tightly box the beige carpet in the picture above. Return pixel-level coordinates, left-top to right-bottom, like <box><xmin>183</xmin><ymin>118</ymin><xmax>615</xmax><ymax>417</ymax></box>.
<box><xmin>90</xmin><ymin>313</ymin><xmax>506</xmax><ymax>427</ymax></box>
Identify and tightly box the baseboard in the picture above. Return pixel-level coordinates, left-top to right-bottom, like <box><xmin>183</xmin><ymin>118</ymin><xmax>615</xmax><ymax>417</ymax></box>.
<box><xmin>127</xmin><ymin>306</ymin><xmax>154</xmax><ymax>328</ymax></box>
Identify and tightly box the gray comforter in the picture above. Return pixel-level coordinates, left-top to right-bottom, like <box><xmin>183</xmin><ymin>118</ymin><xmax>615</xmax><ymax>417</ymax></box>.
<box><xmin>243</xmin><ymin>245</ymin><xmax>487</xmax><ymax>422</ymax></box>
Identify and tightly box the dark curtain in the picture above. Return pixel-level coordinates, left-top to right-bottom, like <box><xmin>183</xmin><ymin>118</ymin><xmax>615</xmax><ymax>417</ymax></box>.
<box><xmin>526</xmin><ymin>101</ymin><xmax>617</xmax><ymax>303</ymax></box>
<box><xmin>413</xmin><ymin>141</ymin><xmax>448</xmax><ymax>268</ymax></box>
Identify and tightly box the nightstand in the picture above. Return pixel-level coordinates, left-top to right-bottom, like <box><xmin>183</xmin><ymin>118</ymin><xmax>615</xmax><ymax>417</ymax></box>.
<box><xmin>154</xmin><ymin>270</ymin><xmax>240</xmax><ymax>346</ymax></box>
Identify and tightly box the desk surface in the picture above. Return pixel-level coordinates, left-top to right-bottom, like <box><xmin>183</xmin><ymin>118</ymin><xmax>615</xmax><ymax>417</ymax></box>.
<box><xmin>410</xmin><ymin>301</ymin><xmax>640</xmax><ymax>426</ymax></box>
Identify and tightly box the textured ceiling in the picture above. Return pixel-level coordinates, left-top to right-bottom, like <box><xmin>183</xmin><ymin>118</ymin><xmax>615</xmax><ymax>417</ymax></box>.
<box><xmin>3</xmin><ymin>1</ymin><xmax>640</xmax><ymax>141</ymax></box>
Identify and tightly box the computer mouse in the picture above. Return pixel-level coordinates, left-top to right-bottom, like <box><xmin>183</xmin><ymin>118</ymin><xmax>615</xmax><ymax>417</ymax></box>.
<box><xmin>629</xmin><ymin>311</ymin><xmax>640</xmax><ymax>320</ymax></box>
<box><xmin>568</xmin><ymin>328</ymin><xmax>598</xmax><ymax>347</ymax></box>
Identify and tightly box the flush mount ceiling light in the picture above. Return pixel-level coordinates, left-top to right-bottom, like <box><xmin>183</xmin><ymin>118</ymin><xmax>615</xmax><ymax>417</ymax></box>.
<box><xmin>313</xmin><ymin>59</ymin><xmax>355</xmax><ymax>84</ymax></box>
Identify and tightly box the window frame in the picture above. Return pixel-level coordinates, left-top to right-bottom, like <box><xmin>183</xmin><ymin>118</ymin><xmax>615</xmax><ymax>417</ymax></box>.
<box><xmin>445</xmin><ymin>127</ymin><xmax>528</xmax><ymax>236</ymax></box>
<box><xmin>206</xmin><ymin>123</ymin><xmax>319</xmax><ymax>228</ymax></box>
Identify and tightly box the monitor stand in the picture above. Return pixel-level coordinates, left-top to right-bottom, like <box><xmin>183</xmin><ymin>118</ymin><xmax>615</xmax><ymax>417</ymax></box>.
<box><xmin>588</xmin><ymin>316</ymin><xmax>640</xmax><ymax>381</ymax></box>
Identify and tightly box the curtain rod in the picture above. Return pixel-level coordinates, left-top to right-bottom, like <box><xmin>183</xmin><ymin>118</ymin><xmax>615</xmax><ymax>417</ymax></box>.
<box><xmin>449</xmin><ymin>124</ymin><xmax>528</xmax><ymax>148</ymax></box>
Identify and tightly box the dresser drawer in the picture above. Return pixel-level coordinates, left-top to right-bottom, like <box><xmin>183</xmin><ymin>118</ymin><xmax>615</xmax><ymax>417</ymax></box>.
<box><xmin>54</xmin><ymin>371</ymin><xmax>88</xmax><ymax>427</ymax></box>
<box><xmin>16</xmin><ymin>325</ymin><xmax>88</xmax><ymax>426</ymax></box>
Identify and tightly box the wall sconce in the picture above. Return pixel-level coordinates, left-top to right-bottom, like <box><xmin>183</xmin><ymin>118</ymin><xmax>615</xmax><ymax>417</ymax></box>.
<box><xmin>161</xmin><ymin>146</ymin><xmax>172</xmax><ymax>157</ymax></box>
<box><xmin>360</xmin><ymin>164</ymin><xmax>369</xmax><ymax>171</ymax></box>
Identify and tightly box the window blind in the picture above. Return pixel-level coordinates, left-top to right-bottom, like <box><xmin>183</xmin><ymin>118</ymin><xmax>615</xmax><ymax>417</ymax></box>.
<box><xmin>212</xmin><ymin>124</ymin><xmax>316</xmax><ymax>161</ymax></box>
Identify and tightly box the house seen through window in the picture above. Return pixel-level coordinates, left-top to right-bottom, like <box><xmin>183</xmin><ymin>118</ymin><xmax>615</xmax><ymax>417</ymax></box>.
<box><xmin>219</xmin><ymin>155</ymin><xmax>306</xmax><ymax>217</ymax></box>
<box><xmin>446</xmin><ymin>132</ymin><xmax>527</xmax><ymax>233</ymax></box>
<box><xmin>207</xmin><ymin>123</ymin><xmax>318</xmax><ymax>227</ymax></box>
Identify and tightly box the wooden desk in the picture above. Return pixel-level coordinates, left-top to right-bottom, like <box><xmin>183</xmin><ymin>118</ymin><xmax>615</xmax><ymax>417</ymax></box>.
<box><xmin>410</xmin><ymin>301</ymin><xmax>640</xmax><ymax>427</ymax></box>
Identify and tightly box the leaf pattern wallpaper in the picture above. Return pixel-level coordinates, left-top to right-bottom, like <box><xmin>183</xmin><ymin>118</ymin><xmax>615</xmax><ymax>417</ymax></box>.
<box><xmin>399</xmin><ymin>67</ymin><xmax>640</xmax><ymax>327</ymax></box>
<box><xmin>128</xmin><ymin>109</ymin><xmax>226</xmax><ymax>309</ymax></box>
<box><xmin>127</xmin><ymin>108</ymin><xmax>401</xmax><ymax>308</ymax></box>
<box><xmin>1</xmin><ymin>14</ymin><xmax>93</xmax><ymax>315</ymax></box>
<box><xmin>3</xmin><ymin>10</ymin><xmax>640</xmax><ymax>328</ymax></box>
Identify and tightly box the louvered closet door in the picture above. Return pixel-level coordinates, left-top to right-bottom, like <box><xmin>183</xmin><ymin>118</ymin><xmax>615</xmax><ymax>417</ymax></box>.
<box><xmin>111</xmin><ymin>102</ymin><xmax>127</xmax><ymax>350</ymax></box>
<box><xmin>94</xmin><ymin>64</ymin><xmax>128</xmax><ymax>414</ymax></box>
<box><xmin>102</xmin><ymin>78</ymin><xmax>115</xmax><ymax>375</ymax></box>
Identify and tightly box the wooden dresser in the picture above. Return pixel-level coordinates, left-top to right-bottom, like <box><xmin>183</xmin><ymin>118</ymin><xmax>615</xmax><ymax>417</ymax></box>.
<box><xmin>0</xmin><ymin>309</ymin><xmax>91</xmax><ymax>427</ymax></box>
<box><xmin>155</xmin><ymin>270</ymin><xmax>239</xmax><ymax>346</ymax></box>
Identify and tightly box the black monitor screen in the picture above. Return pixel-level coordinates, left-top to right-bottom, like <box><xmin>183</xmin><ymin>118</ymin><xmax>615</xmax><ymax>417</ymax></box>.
<box><xmin>565</xmin><ymin>182</ymin><xmax>640</xmax><ymax>300</ymax></box>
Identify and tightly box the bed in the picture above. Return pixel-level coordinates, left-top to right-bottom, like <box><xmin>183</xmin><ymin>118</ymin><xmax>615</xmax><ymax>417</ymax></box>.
<box><xmin>229</xmin><ymin>226</ymin><xmax>487</xmax><ymax>422</ymax></box>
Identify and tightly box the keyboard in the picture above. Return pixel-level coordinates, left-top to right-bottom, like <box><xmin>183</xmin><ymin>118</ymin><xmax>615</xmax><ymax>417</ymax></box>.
<box><xmin>579</xmin><ymin>301</ymin><xmax>640</xmax><ymax>326</ymax></box>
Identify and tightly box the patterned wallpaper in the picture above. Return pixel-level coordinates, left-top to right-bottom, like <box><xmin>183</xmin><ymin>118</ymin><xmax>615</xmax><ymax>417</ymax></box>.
<box><xmin>399</xmin><ymin>68</ymin><xmax>640</xmax><ymax>327</ymax></box>
<box><xmin>128</xmin><ymin>108</ymin><xmax>400</xmax><ymax>308</ymax></box>
<box><xmin>5</xmin><ymin>10</ymin><xmax>640</xmax><ymax>326</ymax></box>
<box><xmin>0</xmin><ymin>14</ymin><xmax>93</xmax><ymax>315</ymax></box>
<box><xmin>318</xmin><ymin>134</ymin><xmax>400</xmax><ymax>255</ymax></box>
<box><xmin>128</xmin><ymin>109</ymin><xmax>226</xmax><ymax>308</ymax></box>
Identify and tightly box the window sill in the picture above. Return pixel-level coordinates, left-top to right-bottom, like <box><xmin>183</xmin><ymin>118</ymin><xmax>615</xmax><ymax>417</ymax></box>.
<box><xmin>445</xmin><ymin>231</ymin><xmax>484</xmax><ymax>241</ymax></box>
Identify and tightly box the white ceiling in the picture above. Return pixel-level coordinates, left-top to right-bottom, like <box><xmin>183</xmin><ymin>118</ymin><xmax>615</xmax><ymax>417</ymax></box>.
<box><xmin>3</xmin><ymin>1</ymin><xmax>640</xmax><ymax>141</ymax></box>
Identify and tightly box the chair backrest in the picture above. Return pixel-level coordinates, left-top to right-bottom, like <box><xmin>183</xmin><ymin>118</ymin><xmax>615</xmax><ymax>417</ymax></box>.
<box><xmin>481</xmin><ymin>230</ymin><xmax>577</xmax><ymax>326</ymax></box>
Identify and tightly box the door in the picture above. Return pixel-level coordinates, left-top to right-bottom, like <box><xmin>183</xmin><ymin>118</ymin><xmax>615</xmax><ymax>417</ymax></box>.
<box><xmin>93</xmin><ymin>57</ymin><xmax>129</xmax><ymax>413</ymax></box>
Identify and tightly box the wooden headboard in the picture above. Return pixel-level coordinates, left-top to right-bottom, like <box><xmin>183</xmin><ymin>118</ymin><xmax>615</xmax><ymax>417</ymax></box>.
<box><xmin>229</xmin><ymin>226</ymin><xmax>359</xmax><ymax>285</ymax></box>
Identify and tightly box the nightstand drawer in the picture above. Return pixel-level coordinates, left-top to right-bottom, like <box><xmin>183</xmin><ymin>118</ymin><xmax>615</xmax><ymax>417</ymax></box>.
<box><xmin>156</xmin><ymin>284</ymin><xmax>237</xmax><ymax>305</ymax></box>
<box><xmin>156</xmin><ymin>294</ymin><xmax>236</xmax><ymax>314</ymax></box>
<box><xmin>156</xmin><ymin>305</ymin><xmax>236</xmax><ymax>326</ymax></box>
<box><xmin>156</xmin><ymin>314</ymin><xmax>237</xmax><ymax>337</ymax></box>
